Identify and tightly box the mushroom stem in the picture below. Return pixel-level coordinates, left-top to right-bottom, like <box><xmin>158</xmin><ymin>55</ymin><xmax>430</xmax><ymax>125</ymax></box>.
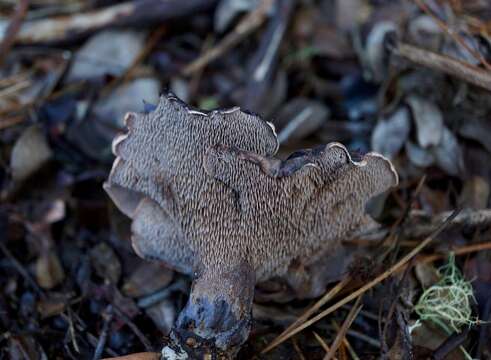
<box><xmin>163</xmin><ymin>262</ymin><xmax>255</xmax><ymax>359</ymax></box>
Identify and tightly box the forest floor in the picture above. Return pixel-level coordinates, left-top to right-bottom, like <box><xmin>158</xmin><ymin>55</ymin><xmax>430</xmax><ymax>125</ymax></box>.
<box><xmin>1</xmin><ymin>0</ymin><xmax>491</xmax><ymax>359</ymax></box>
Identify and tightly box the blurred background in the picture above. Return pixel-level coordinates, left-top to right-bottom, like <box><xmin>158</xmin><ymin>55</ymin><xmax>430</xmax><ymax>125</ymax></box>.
<box><xmin>1</xmin><ymin>0</ymin><xmax>491</xmax><ymax>359</ymax></box>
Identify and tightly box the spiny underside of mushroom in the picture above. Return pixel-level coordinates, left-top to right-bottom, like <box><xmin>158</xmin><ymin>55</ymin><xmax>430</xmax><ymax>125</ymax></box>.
<box><xmin>103</xmin><ymin>93</ymin><xmax>398</xmax><ymax>359</ymax></box>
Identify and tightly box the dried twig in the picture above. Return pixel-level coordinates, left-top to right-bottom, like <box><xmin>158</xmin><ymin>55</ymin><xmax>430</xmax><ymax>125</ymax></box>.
<box><xmin>262</xmin><ymin>209</ymin><xmax>460</xmax><ymax>353</ymax></box>
<box><xmin>324</xmin><ymin>298</ymin><xmax>363</xmax><ymax>360</ymax></box>
<box><xmin>3</xmin><ymin>0</ymin><xmax>217</xmax><ymax>44</ymax></box>
<box><xmin>291</xmin><ymin>338</ymin><xmax>306</xmax><ymax>360</ymax></box>
<box><xmin>266</xmin><ymin>276</ymin><xmax>351</xmax><ymax>352</ymax></box>
<box><xmin>93</xmin><ymin>305</ymin><xmax>114</xmax><ymax>360</ymax></box>
<box><xmin>331</xmin><ymin>321</ymin><xmax>360</xmax><ymax>360</ymax></box>
<box><xmin>0</xmin><ymin>242</ymin><xmax>44</xmax><ymax>296</ymax></box>
<box><xmin>182</xmin><ymin>0</ymin><xmax>275</xmax><ymax>76</ymax></box>
<box><xmin>313</xmin><ymin>331</ymin><xmax>335</xmax><ymax>356</ymax></box>
<box><xmin>112</xmin><ymin>306</ymin><xmax>153</xmax><ymax>351</ymax></box>
<box><xmin>0</xmin><ymin>0</ymin><xmax>29</xmax><ymax>66</ymax></box>
<box><xmin>417</xmin><ymin>241</ymin><xmax>491</xmax><ymax>264</ymax></box>
<box><xmin>393</xmin><ymin>42</ymin><xmax>491</xmax><ymax>92</ymax></box>
<box><xmin>432</xmin><ymin>326</ymin><xmax>472</xmax><ymax>360</ymax></box>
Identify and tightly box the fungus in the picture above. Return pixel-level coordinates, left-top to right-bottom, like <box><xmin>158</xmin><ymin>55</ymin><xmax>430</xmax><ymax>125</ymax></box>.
<box><xmin>103</xmin><ymin>93</ymin><xmax>399</xmax><ymax>359</ymax></box>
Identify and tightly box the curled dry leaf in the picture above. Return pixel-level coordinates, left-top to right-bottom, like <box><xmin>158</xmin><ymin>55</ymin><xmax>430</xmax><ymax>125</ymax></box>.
<box><xmin>104</xmin><ymin>93</ymin><xmax>398</xmax><ymax>358</ymax></box>
<box><xmin>406</xmin><ymin>95</ymin><xmax>443</xmax><ymax>148</ymax></box>
<box><xmin>371</xmin><ymin>106</ymin><xmax>411</xmax><ymax>159</ymax></box>
<box><xmin>433</xmin><ymin>127</ymin><xmax>464</xmax><ymax>176</ymax></box>
<box><xmin>405</xmin><ymin>141</ymin><xmax>435</xmax><ymax>168</ymax></box>
<box><xmin>364</xmin><ymin>21</ymin><xmax>397</xmax><ymax>82</ymax></box>
<box><xmin>10</xmin><ymin>125</ymin><xmax>52</xmax><ymax>184</ymax></box>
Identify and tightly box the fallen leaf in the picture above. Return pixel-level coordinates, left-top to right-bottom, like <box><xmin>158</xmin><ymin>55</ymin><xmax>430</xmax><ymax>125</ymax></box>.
<box><xmin>459</xmin><ymin>176</ymin><xmax>490</xmax><ymax>209</ymax></box>
<box><xmin>66</xmin><ymin>30</ymin><xmax>146</xmax><ymax>82</ymax></box>
<box><xmin>371</xmin><ymin>107</ymin><xmax>411</xmax><ymax>159</ymax></box>
<box><xmin>90</xmin><ymin>243</ymin><xmax>122</xmax><ymax>284</ymax></box>
<box><xmin>123</xmin><ymin>262</ymin><xmax>173</xmax><ymax>298</ymax></box>
<box><xmin>406</xmin><ymin>95</ymin><xmax>443</xmax><ymax>148</ymax></box>
<box><xmin>405</xmin><ymin>141</ymin><xmax>435</xmax><ymax>168</ymax></box>
<box><xmin>10</xmin><ymin>125</ymin><xmax>52</xmax><ymax>183</ymax></box>
<box><xmin>145</xmin><ymin>299</ymin><xmax>175</xmax><ymax>334</ymax></box>
<box><xmin>35</xmin><ymin>250</ymin><xmax>65</xmax><ymax>289</ymax></box>
<box><xmin>433</xmin><ymin>127</ymin><xmax>464</xmax><ymax>176</ymax></box>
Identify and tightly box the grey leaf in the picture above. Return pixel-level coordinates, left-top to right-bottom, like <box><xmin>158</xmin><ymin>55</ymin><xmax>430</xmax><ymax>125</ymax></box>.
<box><xmin>371</xmin><ymin>107</ymin><xmax>411</xmax><ymax>159</ymax></box>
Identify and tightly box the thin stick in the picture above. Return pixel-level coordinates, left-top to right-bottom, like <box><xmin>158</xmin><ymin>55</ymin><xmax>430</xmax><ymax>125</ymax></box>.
<box><xmin>291</xmin><ymin>338</ymin><xmax>306</xmax><ymax>360</ymax></box>
<box><xmin>93</xmin><ymin>305</ymin><xmax>113</xmax><ymax>360</ymax></box>
<box><xmin>182</xmin><ymin>0</ymin><xmax>274</xmax><ymax>75</ymax></box>
<box><xmin>265</xmin><ymin>276</ymin><xmax>351</xmax><ymax>353</ymax></box>
<box><xmin>331</xmin><ymin>321</ymin><xmax>360</xmax><ymax>360</ymax></box>
<box><xmin>324</xmin><ymin>298</ymin><xmax>363</xmax><ymax>360</ymax></box>
<box><xmin>394</xmin><ymin>42</ymin><xmax>491</xmax><ymax>92</ymax></box>
<box><xmin>5</xmin><ymin>0</ymin><xmax>216</xmax><ymax>44</ymax></box>
<box><xmin>346</xmin><ymin>329</ymin><xmax>381</xmax><ymax>348</ymax></box>
<box><xmin>313</xmin><ymin>331</ymin><xmax>333</xmax><ymax>354</ymax></box>
<box><xmin>418</xmin><ymin>241</ymin><xmax>491</xmax><ymax>264</ymax></box>
<box><xmin>261</xmin><ymin>209</ymin><xmax>460</xmax><ymax>353</ymax></box>
<box><xmin>0</xmin><ymin>0</ymin><xmax>29</xmax><ymax>66</ymax></box>
<box><xmin>0</xmin><ymin>242</ymin><xmax>44</xmax><ymax>296</ymax></box>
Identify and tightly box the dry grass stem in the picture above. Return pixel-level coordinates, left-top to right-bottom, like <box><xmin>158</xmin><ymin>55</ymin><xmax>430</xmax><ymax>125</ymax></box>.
<box><xmin>323</xmin><ymin>297</ymin><xmax>363</xmax><ymax>360</ymax></box>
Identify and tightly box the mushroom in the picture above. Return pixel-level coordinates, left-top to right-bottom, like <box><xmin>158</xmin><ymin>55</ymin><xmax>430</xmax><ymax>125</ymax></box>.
<box><xmin>104</xmin><ymin>93</ymin><xmax>398</xmax><ymax>359</ymax></box>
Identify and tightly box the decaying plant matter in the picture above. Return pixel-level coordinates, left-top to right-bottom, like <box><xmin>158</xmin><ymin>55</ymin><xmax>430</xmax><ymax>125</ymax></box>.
<box><xmin>103</xmin><ymin>93</ymin><xmax>398</xmax><ymax>358</ymax></box>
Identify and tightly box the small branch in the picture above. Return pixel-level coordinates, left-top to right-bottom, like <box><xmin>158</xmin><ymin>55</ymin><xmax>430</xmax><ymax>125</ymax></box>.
<box><xmin>0</xmin><ymin>0</ymin><xmax>29</xmax><ymax>66</ymax></box>
<box><xmin>181</xmin><ymin>0</ymin><xmax>275</xmax><ymax>76</ymax></box>
<box><xmin>432</xmin><ymin>326</ymin><xmax>471</xmax><ymax>360</ymax></box>
<box><xmin>4</xmin><ymin>0</ymin><xmax>217</xmax><ymax>44</ymax></box>
<box><xmin>262</xmin><ymin>209</ymin><xmax>461</xmax><ymax>353</ymax></box>
<box><xmin>393</xmin><ymin>42</ymin><xmax>491</xmax><ymax>92</ymax></box>
<box><xmin>265</xmin><ymin>276</ymin><xmax>351</xmax><ymax>353</ymax></box>
<box><xmin>0</xmin><ymin>242</ymin><xmax>44</xmax><ymax>296</ymax></box>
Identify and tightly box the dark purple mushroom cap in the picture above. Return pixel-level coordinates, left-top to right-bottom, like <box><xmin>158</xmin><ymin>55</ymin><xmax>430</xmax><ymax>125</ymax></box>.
<box><xmin>103</xmin><ymin>93</ymin><xmax>398</xmax><ymax>358</ymax></box>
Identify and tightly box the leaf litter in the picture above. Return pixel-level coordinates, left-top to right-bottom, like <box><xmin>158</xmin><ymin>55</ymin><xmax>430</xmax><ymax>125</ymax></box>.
<box><xmin>1</xmin><ymin>0</ymin><xmax>491</xmax><ymax>359</ymax></box>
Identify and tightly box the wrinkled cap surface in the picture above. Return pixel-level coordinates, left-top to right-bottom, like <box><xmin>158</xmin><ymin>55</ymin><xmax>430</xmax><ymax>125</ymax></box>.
<box><xmin>104</xmin><ymin>93</ymin><xmax>399</xmax><ymax>280</ymax></box>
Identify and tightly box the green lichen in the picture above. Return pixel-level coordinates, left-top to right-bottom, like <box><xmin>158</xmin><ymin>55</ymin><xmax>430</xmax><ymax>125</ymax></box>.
<box><xmin>414</xmin><ymin>254</ymin><xmax>478</xmax><ymax>334</ymax></box>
